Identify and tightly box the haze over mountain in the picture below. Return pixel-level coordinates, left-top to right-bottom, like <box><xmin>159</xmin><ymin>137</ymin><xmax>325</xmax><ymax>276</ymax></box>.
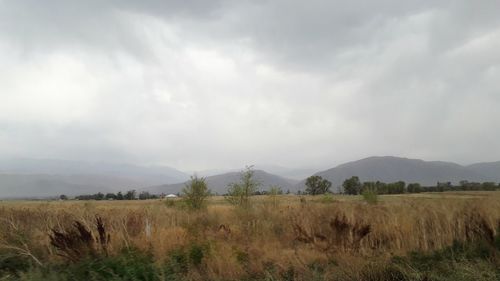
<box><xmin>1</xmin><ymin>156</ymin><xmax>500</xmax><ymax>198</ymax></box>
<box><xmin>146</xmin><ymin>170</ymin><xmax>298</xmax><ymax>195</ymax></box>
<box><xmin>302</xmin><ymin>156</ymin><xmax>498</xmax><ymax>193</ymax></box>
<box><xmin>466</xmin><ymin>162</ymin><xmax>500</xmax><ymax>182</ymax></box>
<box><xmin>0</xmin><ymin>158</ymin><xmax>189</xmax><ymax>198</ymax></box>
<box><xmin>192</xmin><ymin>165</ymin><xmax>318</xmax><ymax>180</ymax></box>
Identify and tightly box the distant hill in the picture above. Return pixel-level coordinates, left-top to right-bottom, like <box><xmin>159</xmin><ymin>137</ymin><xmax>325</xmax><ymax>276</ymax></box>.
<box><xmin>0</xmin><ymin>174</ymin><xmax>128</xmax><ymax>198</ymax></box>
<box><xmin>190</xmin><ymin>165</ymin><xmax>317</xmax><ymax>180</ymax></box>
<box><xmin>253</xmin><ymin>165</ymin><xmax>319</xmax><ymax>181</ymax></box>
<box><xmin>467</xmin><ymin>161</ymin><xmax>500</xmax><ymax>182</ymax></box>
<box><xmin>146</xmin><ymin>170</ymin><xmax>299</xmax><ymax>195</ymax></box>
<box><xmin>298</xmin><ymin>156</ymin><xmax>494</xmax><ymax>193</ymax></box>
<box><xmin>0</xmin><ymin>158</ymin><xmax>189</xmax><ymax>198</ymax></box>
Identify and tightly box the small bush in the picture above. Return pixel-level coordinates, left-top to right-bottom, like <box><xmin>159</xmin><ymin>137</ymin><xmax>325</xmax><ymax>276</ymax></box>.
<box><xmin>165</xmin><ymin>249</ymin><xmax>188</xmax><ymax>276</ymax></box>
<box><xmin>66</xmin><ymin>248</ymin><xmax>159</xmax><ymax>281</ymax></box>
<box><xmin>188</xmin><ymin>244</ymin><xmax>204</xmax><ymax>267</ymax></box>
<box><xmin>362</xmin><ymin>189</ymin><xmax>378</xmax><ymax>205</ymax></box>
<box><xmin>235</xmin><ymin>250</ymin><xmax>249</xmax><ymax>265</ymax></box>
<box><xmin>0</xmin><ymin>253</ymin><xmax>31</xmax><ymax>277</ymax></box>
<box><xmin>183</xmin><ymin>176</ymin><xmax>210</xmax><ymax>210</ymax></box>
<box><xmin>164</xmin><ymin>199</ymin><xmax>177</xmax><ymax>208</ymax></box>
<box><xmin>320</xmin><ymin>194</ymin><xmax>334</xmax><ymax>203</ymax></box>
<box><xmin>226</xmin><ymin>166</ymin><xmax>260</xmax><ymax>208</ymax></box>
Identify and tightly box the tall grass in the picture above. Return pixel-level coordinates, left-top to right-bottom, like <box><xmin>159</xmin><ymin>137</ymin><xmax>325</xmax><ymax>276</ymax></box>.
<box><xmin>0</xmin><ymin>192</ymin><xmax>499</xmax><ymax>280</ymax></box>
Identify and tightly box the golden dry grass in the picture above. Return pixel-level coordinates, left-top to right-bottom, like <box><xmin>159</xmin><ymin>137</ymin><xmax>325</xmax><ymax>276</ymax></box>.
<box><xmin>1</xmin><ymin>191</ymin><xmax>499</xmax><ymax>280</ymax></box>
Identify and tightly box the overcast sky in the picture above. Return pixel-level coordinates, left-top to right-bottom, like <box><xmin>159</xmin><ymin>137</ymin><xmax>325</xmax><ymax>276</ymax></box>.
<box><xmin>0</xmin><ymin>0</ymin><xmax>499</xmax><ymax>171</ymax></box>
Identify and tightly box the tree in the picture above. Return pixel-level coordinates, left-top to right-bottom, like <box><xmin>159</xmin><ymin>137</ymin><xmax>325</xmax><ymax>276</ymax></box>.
<box><xmin>124</xmin><ymin>190</ymin><xmax>136</xmax><ymax>200</ymax></box>
<box><xmin>407</xmin><ymin>183</ymin><xmax>422</xmax><ymax>193</ymax></box>
<box><xmin>183</xmin><ymin>175</ymin><xmax>210</xmax><ymax>210</ymax></box>
<box><xmin>59</xmin><ymin>194</ymin><xmax>68</xmax><ymax>200</ymax></box>
<box><xmin>374</xmin><ymin>181</ymin><xmax>388</xmax><ymax>194</ymax></box>
<box><xmin>437</xmin><ymin>182</ymin><xmax>451</xmax><ymax>192</ymax></box>
<box><xmin>95</xmin><ymin>192</ymin><xmax>105</xmax><ymax>200</ymax></box>
<box><xmin>481</xmin><ymin>182</ymin><xmax>497</xmax><ymax>191</ymax></box>
<box><xmin>226</xmin><ymin>166</ymin><xmax>260</xmax><ymax>207</ymax></box>
<box><xmin>305</xmin><ymin>176</ymin><xmax>332</xmax><ymax>195</ymax></box>
<box><xmin>105</xmin><ymin>193</ymin><xmax>117</xmax><ymax>200</ymax></box>
<box><xmin>343</xmin><ymin>176</ymin><xmax>362</xmax><ymax>195</ymax></box>
<box><xmin>139</xmin><ymin>191</ymin><xmax>156</xmax><ymax>200</ymax></box>
<box><xmin>387</xmin><ymin>181</ymin><xmax>405</xmax><ymax>194</ymax></box>
<box><xmin>116</xmin><ymin>191</ymin><xmax>124</xmax><ymax>200</ymax></box>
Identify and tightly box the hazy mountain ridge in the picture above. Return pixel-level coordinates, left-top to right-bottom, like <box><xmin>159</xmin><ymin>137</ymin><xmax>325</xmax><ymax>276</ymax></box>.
<box><xmin>191</xmin><ymin>165</ymin><xmax>318</xmax><ymax>180</ymax></box>
<box><xmin>0</xmin><ymin>158</ymin><xmax>189</xmax><ymax>198</ymax></box>
<box><xmin>466</xmin><ymin>161</ymin><xmax>500</xmax><ymax>182</ymax></box>
<box><xmin>1</xmin><ymin>156</ymin><xmax>500</xmax><ymax>198</ymax></box>
<box><xmin>301</xmin><ymin>156</ymin><xmax>497</xmax><ymax>193</ymax></box>
<box><xmin>145</xmin><ymin>170</ymin><xmax>299</xmax><ymax>195</ymax></box>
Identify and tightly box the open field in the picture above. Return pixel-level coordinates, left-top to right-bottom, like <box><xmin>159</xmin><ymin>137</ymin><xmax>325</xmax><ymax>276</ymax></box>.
<box><xmin>1</xmin><ymin>192</ymin><xmax>500</xmax><ymax>280</ymax></box>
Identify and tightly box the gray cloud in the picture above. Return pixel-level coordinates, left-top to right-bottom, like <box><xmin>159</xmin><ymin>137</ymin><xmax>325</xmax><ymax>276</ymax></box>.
<box><xmin>0</xmin><ymin>0</ymin><xmax>499</xmax><ymax>171</ymax></box>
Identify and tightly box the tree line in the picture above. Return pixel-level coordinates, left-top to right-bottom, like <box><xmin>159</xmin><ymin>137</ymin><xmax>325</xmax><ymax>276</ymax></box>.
<box><xmin>62</xmin><ymin>170</ymin><xmax>500</xmax><ymax>201</ymax></box>
<box><xmin>341</xmin><ymin>176</ymin><xmax>500</xmax><ymax>195</ymax></box>
<box><xmin>66</xmin><ymin>190</ymin><xmax>159</xmax><ymax>201</ymax></box>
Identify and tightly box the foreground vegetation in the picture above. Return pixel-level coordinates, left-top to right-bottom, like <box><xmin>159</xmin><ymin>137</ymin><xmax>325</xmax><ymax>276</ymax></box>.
<box><xmin>1</xmin><ymin>192</ymin><xmax>499</xmax><ymax>280</ymax></box>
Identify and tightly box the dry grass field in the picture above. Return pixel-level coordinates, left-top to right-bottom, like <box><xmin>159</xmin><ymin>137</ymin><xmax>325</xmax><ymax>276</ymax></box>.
<box><xmin>1</xmin><ymin>192</ymin><xmax>500</xmax><ymax>280</ymax></box>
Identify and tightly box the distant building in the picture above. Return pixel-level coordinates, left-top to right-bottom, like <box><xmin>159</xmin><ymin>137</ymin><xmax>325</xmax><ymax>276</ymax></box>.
<box><xmin>165</xmin><ymin>194</ymin><xmax>178</xmax><ymax>198</ymax></box>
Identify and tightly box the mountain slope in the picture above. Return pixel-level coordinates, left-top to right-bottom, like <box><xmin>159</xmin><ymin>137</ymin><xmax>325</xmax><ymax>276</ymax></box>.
<box><xmin>0</xmin><ymin>158</ymin><xmax>189</xmax><ymax>198</ymax></box>
<box><xmin>146</xmin><ymin>170</ymin><xmax>298</xmax><ymax>195</ymax></box>
<box><xmin>467</xmin><ymin>161</ymin><xmax>500</xmax><ymax>182</ymax></box>
<box><xmin>301</xmin><ymin>156</ymin><xmax>490</xmax><ymax>193</ymax></box>
<box><xmin>0</xmin><ymin>158</ymin><xmax>189</xmax><ymax>184</ymax></box>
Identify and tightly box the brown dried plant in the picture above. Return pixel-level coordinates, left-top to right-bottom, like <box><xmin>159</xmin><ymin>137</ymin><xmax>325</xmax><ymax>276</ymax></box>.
<box><xmin>49</xmin><ymin>215</ymin><xmax>110</xmax><ymax>262</ymax></box>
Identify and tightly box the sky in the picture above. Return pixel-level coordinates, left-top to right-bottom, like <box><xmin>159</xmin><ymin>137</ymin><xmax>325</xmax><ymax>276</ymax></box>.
<box><xmin>0</xmin><ymin>0</ymin><xmax>499</xmax><ymax>171</ymax></box>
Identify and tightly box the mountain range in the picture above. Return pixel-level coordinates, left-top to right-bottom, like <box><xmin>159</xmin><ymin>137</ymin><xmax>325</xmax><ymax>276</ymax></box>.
<box><xmin>303</xmin><ymin>156</ymin><xmax>500</xmax><ymax>193</ymax></box>
<box><xmin>0</xmin><ymin>158</ymin><xmax>189</xmax><ymax>198</ymax></box>
<box><xmin>145</xmin><ymin>170</ymin><xmax>299</xmax><ymax>195</ymax></box>
<box><xmin>0</xmin><ymin>156</ymin><xmax>499</xmax><ymax>198</ymax></box>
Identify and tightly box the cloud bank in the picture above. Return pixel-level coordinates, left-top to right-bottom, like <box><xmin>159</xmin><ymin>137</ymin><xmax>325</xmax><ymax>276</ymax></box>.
<box><xmin>1</xmin><ymin>0</ymin><xmax>499</xmax><ymax>170</ymax></box>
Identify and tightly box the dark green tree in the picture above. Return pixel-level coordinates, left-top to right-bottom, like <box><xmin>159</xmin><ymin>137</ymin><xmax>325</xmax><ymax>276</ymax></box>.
<box><xmin>481</xmin><ymin>182</ymin><xmax>497</xmax><ymax>191</ymax></box>
<box><xmin>305</xmin><ymin>176</ymin><xmax>332</xmax><ymax>195</ymax></box>
<box><xmin>387</xmin><ymin>181</ymin><xmax>405</xmax><ymax>194</ymax></box>
<box><xmin>116</xmin><ymin>191</ymin><xmax>124</xmax><ymax>200</ymax></box>
<box><xmin>105</xmin><ymin>193</ymin><xmax>117</xmax><ymax>200</ymax></box>
<box><xmin>95</xmin><ymin>192</ymin><xmax>105</xmax><ymax>200</ymax></box>
<box><xmin>124</xmin><ymin>190</ymin><xmax>136</xmax><ymax>200</ymax></box>
<box><xmin>138</xmin><ymin>191</ymin><xmax>154</xmax><ymax>200</ymax></box>
<box><xmin>343</xmin><ymin>176</ymin><xmax>362</xmax><ymax>195</ymax></box>
<box><xmin>407</xmin><ymin>183</ymin><xmax>422</xmax><ymax>193</ymax></box>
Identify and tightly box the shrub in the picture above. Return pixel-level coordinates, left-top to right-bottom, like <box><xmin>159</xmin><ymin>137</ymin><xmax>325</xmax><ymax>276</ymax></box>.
<box><xmin>188</xmin><ymin>244</ymin><xmax>204</xmax><ymax>267</ymax></box>
<box><xmin>165</xmin><ymin>249</ymin><xmax>188</xmax><ymax>276</ymax></box>
<box><xmin>67</xmin><ymin>248</ymin><xmax>159</xmax><ymax>281</ymax></box>
<box><xmin>362</xmin><ymin>187</ymin><xmax>378</xmax><ymax>205</ymax></box>
<box><xmin>0</xmin><ymin>252</ymin><xmax>31</xmax><ymax>277</ymax></box>
<box><xmin>226</xmin><ymin>166</ymin><xmax>260</xmax><ymax>208</ymax></box>
<box><xmin>182</xmin><ymin>176</ymin><xmax>210</xmax><ymax>210</ymax></box>
<box><xmin>320</xmin><ymin>194</ymin><xmax>334</xmax><ymax>203</ymax></box>
<box><xmin>235</xmin><ymin>249</ymin><xmax>249</xmax><ymax>265</ymax></box>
